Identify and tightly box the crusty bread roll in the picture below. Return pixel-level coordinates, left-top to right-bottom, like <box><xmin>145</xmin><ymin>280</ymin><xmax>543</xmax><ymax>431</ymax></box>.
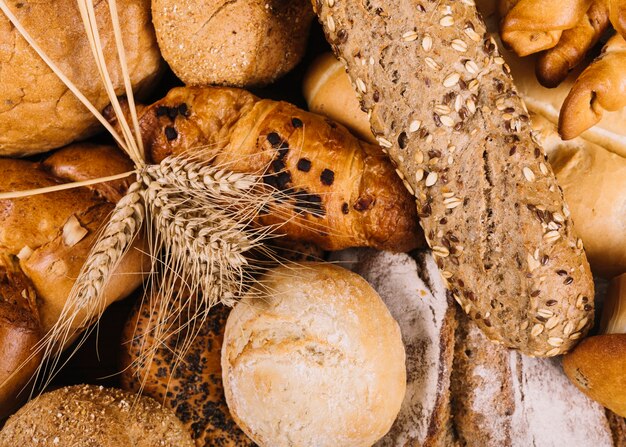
<box><xmin>530</xmin><ymin>113</ymin><xmax>626</xmax><ymax>278</ymax></box>
<box><xmin>0</xmin><ymin>0</ymin><xmax>161</xmax><ymax>156</ymax></box>
<box><xmin>563</xmin><ymin>334</ymin><xmax>626</xmax><ymax>418</ymax></box>
<box><xmin>221</xmin><ymin>263</ymin><xmax>406</xmax><ymax>447</ymax></box>
<box><xmin>120</xmin><ymin>297</ymin><xmax>253</xmax><ymax>447</ymax></box>
<box><xmin>0</xmin><ymin>256</ymin><xmax>41</xmax><ymax>419</ymax></box>
<box><xmin>152</xmin><ymin>0</ymin><xmax>314</xmax><ymax>87</ymax></box>
<box><xmin>0</xmin><ymin>384</ymin><xmax>195</xmax><ymax>446</ymax></box>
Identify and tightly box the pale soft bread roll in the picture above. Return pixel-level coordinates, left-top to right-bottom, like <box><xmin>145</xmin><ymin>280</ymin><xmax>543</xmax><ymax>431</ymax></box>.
<box><xmin>0</xmin><ymin>385</ymin><xmax>194</xmax><ymax>446</ymax></box>
<box><xmin>530</xmin><ymin>113</ymin><xmax>626</xmax><ymax>278</ymax></box>
<box><xmin>330</xmin><ymin>249</ymin><xmax>457</xmax><ymax>447</ymax></box>
<box><xmin>221</xmin><ymin>263</ymin><xmax>406</xmax><ymax>447</ymax></box>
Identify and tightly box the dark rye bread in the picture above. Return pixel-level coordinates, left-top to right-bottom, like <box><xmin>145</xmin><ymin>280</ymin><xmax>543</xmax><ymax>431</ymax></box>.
<box><xmin>313</xmin><ymin>0</ymin><xmax>594</xmax><ymax>356</ymax></box>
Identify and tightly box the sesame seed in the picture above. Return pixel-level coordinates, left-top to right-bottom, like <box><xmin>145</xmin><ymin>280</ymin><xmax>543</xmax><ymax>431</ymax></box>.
<box><xmin>422</xmin><ymin>35</ymin><xmax>433</xmax><ymax>51</ymax></box>
<box><xmin>464</xmin><ymin>26</ymin><xmax>481</xmax><ymax>42</ymax></box>
<box><xmin>425</xmin><ymin>57</ymin><xmax>441</xmax><ymax>71</ymax></box>
<box><xmin>454</xmin><ymin>95</ymin><xmax>463</xmax><ymax>112</ymax></box>
<box><xmin>543</xmin><ymin>231</ymin><xmax>561</xmax><ymax>243</ymax></box>
<box><xmin>440</xmin><ymin>15</ymin><xmax>454</xmax><ymax>26</ymax></box>
<box><xmin>494</xmin><ymin>57</ymin><xmax>506</xmax><ymax>65</ymax></box>
<box><xmin>327</xmin><ymin>16</ymin><xmax>336</xmax><ymax>32</ymax></box>
<box><xmin>466</xmin><ymin>99</ymin><xmax>476</xmax><ymax>114</ymax></box>
<box><xmin>523</xmin><ymin>167</ymin><xmax>536</xmax><ymax>181</ymax></box>
<box><xmin>402</xmin><ymin>30</ymin><xmax>418</xmax><ymax>41</ymax></box>
<box><xmin>444</xmin><ymin>197</ymin><xmax>463</xmax><ymax>208</ymax></box>
<box><xmin>415</xmin><ymin>150</ymin><xmax>424</xmax><ymax>163</ymax></box>
<box><xmin>356</xmin><ymin>78</ymin><xmax>367</xmax><ymax>93</ymax></box>
<box><xmin>440</xmin><ymin>115</ymin><xmax>455</xmax><ymax>127</ymax></box>
<box><xmin>443</xmin><ymin>73</ymin><xmax>460</xmax><ymax>88</ymax></box>
<box><xmin>409</xmin><ymin>120</ymin><xmax>421</xmax><ymax>132</ymax></box>
<box><xmin>464</xmin><ymin>60</ymin><xmax>479</xmax><ymax>74</ymax></box>
<box><xmin>468</xmin><ymin>79</ymin><xmax>479</xmax><ymax>91</ymax></box>
<box><xmin>377</xmin><ymin>136</ymin><xmax>393</xmax><ymax>148</ymax></box>
<box><xmin>415</xmin><ymin>168</ymin><xmax>425</xmax><ymax>182</ymax></box>
<box><xmin>402</xmin><ymin>179</ymin><xmax>415</xmax><ymax>195</ymax></box>
<box><xmin>548</xmin><ymin>337</ymin><xmax>564</xmax><ymax>347</ymax></box>
<box><xmin>451</xmin><ymin>39</ymin><xmax>468</xmax><ymax>52</ymax></box>
<box><xmin>432</xmin><ymin>246</ymin><xmax>450</xmax><ymax>257</ymax></box>
<box><xmin>425</xmin><ymin>171</ymin><xmax>438</xmax><ymax>187</ymax></box>
<box><xmin>394</xmin><ymin>168</ymin><xmax>405</xmax><ymax>180</ymax></box>
<box><xmin>531</xmin><ymin>324</ymin><xmax>544</xmax><ymax>337</ymax></box>
<box><xmin>539</xmin><ymin>162</ymin><xmax>549</xmax><ymax>175</ymax></box>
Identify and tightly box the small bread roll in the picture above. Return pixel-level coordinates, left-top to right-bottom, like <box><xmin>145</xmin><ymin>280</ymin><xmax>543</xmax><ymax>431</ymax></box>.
<box><xmin>152</xmin><ymin>0</ymin><xmax>314</xmax><ymax>87</ymax></box>
<box><xmin>0</xmin><ymin>0</ymin><xmax>161</xmax><ymax>156</ymax></box>
<box><xmin>221</xmin><ymin>263</ymin><xmax>406</xmax><ymax>447</ymax></box>
<box><xmin>0</xmin><ymin>385</ymin><xmax>194</xmax><ymax>446</ymax></box>
<box><xmin>120</xmin><ymin>298</ymin><xmax>253</xmax><ymax>447</ymax></box>
<box><xmin>563</xmin><ymin>335</ymin><xmax>626</xmax><ymax>418</ymax></box>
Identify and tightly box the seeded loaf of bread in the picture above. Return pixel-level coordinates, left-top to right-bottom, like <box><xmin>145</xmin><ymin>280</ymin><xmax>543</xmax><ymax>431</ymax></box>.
<box><xmin>313</xmin><ymin>0</ymin><xmax>595</xmax><ymax>356</ymax></box>
<box><xmin>331</xmin><ymin>249</ymin><xmax>457</xmax><ymax>447</ymax></box>
<box><xmin>120</xmin><ymin>297</ymin><xmax>253</xmax><ymax>447</ymax></box>
<box><xmin>0</xmin><ymin>384</ymin><xmax>194</xmax><ymax>447</ymax></box>
<box><xmin>111</xmin><ymin>86</ymin><xmax>423</xmax><ymax>252</ymax></box>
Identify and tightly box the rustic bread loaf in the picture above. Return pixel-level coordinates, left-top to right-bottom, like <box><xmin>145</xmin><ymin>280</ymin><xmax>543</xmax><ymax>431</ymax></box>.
<box><xmin>0</xmin><ymin>0</ymin><xmax>161</xmax><ymax>156</ymax></box>
<box><xmin>120</xmin><ymin>297</ymin><xmax>253</xmax><ymax>447</ymax></box>
<box><xmin>0</xmin><ymin>384</ymin><xmax>194</xmax><ymax>446</ymax></box>
<box><xmin>152</xmin><ymin>0</ymin><xmax>314</xmax><ymax>87</ymax></box>
<box><xmin>313</xmin><ymin>0</ymin><xmax>594</xmax><ymax>356</ymax></box>
<box><xmin>452</xmin><ymin>311</ymin><xmax>616</xmax><ymax>446</ymax></box>
<box><xmin>221</xmin><ymin>263</ymin><xmax>406</xmax><ymax>447</ymax></box>
<box><xmin>332</xmin><ymin>249</ymin><xmax>457</xmax><ymax>447</ymax></box>
<box><xmin>0</xmin><ymin>256</ymin><xmax>41</xmax><ymax>419</ymax></box>
<box><xmin>113</xmin><ymin>86</ymin><xmax>423</xmax><ymax>252</ymax></box>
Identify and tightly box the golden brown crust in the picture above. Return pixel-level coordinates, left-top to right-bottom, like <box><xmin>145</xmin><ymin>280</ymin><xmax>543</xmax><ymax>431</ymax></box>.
<box><xmin>499</xmin><ymin>0</ymin><xmax>593</xmax><ymax>56</ymax></box>
<box><xmin>563</xmin><ymin>334</ymin><xmax>626</xmax><ymax>417</ymax></box>
<box><xmin>0</xmin><ymin>385</ymin><xmax>195</xmax><ymax>446</ymax></box>
<box><xmin>610</xmin><ymin>0</ymin><xmax>626</xmax><ymax>38</ymax></box>
<box><xmin>152</xmin><ymin>0</ymin><xmax>314</xmax><ymax>87</ymax></box>
<box><xmin>536</xmin><ymin>1</ymin><xmax>610</xmax><ymax>88</ymax></box>
<box><xmin>120</xmin><ymin>299</ymin><xmax>253</xmax><ymax>447</ymax></box>
<box><xmin>0</xmin><ymin>0</ymin><xmax>161</xmax><ymax>156</ymax></box>
<box><xmin>127</xmin><ymin>86</ymin><xmax>423</xmax><ymax>252</ymax></box>
<box><xmin>0</xmin><ymin>256</ymin><xmax>41</xmax><ymax>419</ymax></box>
<box><xmin>559</xmin><ymin>34</ymin><xmax>626</xmax><ymax>140</ymax></box>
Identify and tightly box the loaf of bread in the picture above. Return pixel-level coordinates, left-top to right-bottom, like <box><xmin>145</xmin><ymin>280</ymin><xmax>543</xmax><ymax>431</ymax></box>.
<box><xmin>0</xmin><ymin>0</ymin><xmax>161</xmax><ymax>156</ymax></box>
<box><xmin>0</xmin><ymin>384</ymin><xmax>194</xmax><ymax>446</ymax></box>
<box><xmin>0</xmin><ymin>256</ymin><xmax>41</xmax><ymax>419</ymax></box>
<box><xmin>331</xmin><ymin>249</ymin><xmax>457</xmax><ymax>447</ymax></box>
<box><xmin>314</xmin><ymin>0</ymin><xmax>594</xmax><ymax>356</ymax></box>
<box><xmin>120</xmin><ymin>296</ymin><xmax>253</xmax><ymax>447</ymax></box>
<box><xmin>152</xmin><ymin>0</ymin><xmax>314</xmax><ymax>87</ymax></box>
<box><xmin>221</xmin><ymin>263</ymin><xmax>406</xmax><ymax>447</ymax></box>
<box><xmin>112</xmin><ymin>86</ymin><xmax>423</xmax><ymax>252</ymax></box>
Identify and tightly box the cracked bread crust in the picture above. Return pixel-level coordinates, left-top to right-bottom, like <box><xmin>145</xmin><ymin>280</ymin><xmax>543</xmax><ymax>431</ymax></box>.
<box><xmin>313</xmin><ymin>0</ymin><xmax>594</xmax><ymax>356</ymax></box>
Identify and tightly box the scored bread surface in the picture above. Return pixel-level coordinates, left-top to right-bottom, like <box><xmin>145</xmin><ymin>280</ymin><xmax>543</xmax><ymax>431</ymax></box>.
<box><xmin>313</xmin><ymin>0</ymin><xmax>594</xmax><ymax>356</ymax></box>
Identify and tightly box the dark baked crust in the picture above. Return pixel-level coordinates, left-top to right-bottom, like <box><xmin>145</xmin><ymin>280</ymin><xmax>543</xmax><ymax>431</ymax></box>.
<box><xmin>120</xmin><ymin>298</ymin><xmax>253</xmax><ymax>447</ymax></box>
<box><xmin>313</xmin><ymin>0</ymin><xmax>594</xmax><ymax>356</ymax></box>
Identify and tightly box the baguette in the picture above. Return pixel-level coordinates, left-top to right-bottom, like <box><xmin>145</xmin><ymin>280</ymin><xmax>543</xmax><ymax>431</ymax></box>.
<box><xmin>313</xmin><ymin>0</ymin><xmax>594</xmax><ymax>356</ymax></box>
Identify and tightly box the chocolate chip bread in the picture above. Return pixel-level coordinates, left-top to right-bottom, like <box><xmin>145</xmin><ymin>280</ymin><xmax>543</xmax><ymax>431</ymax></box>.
<box><xmin>313</xmin><ymin>0</ymin><xmax>594</xmax><ymax>356</ymax></box>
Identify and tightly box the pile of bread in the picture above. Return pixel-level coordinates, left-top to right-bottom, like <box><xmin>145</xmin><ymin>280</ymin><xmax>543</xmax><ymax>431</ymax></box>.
<box><xmin>0</xmin><ymin>0</ymin><xmax>626</xmax><ymax>446</ymax></box>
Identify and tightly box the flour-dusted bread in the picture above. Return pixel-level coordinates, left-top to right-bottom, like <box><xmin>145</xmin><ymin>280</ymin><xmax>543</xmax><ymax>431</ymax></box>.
<box><xmin>0</xmin><ymin>0</ymin><xmax>161</xmax><ymax>156</ymax></box>
<box><xmin>120</xmin><ymin>297</ymin><xmax>253</xmax><ymax>447</ymax></box>
<box><xmin>0</xmin><ymin>385</ymin><xmax>194</xmax><ymax>447</ymax></box>
<box><xmin>221</xmin><ymin>263</ymin><xmax>406</xmax><ymax>447</ymax></box>
<box><xmin>452</xmin><ymin>312</ymin><xmax>615</xmax><ymax>446</ymax></box>
<box><xmin>331</xmin><ymin>249</ymin><xmax>457</xmax><ymax>447</ymax></box>
<box><xmin>313</xmin><ymin>0</ymin><xmax>594</xmax><ymax>356</ymax></box>
<box><xmin>152</xmin><ymin>0</ymin><xmax>314</xmax><ymax>87</ymax></box>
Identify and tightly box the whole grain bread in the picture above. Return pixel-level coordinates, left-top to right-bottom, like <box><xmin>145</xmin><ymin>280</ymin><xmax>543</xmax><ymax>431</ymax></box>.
<box><xmin>313</xmin><ymin>0</ymin><xmax>594</xmax><ymax>356</ymax></box>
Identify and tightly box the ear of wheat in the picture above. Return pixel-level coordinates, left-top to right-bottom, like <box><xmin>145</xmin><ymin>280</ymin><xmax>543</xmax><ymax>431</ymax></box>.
<box><xmin>0</xmin><ymin>0</ymin><xmax>291</xmax><ymax>392</ymax></box>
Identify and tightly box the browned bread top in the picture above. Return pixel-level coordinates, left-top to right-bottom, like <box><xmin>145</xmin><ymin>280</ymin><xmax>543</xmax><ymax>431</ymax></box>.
<box><xmin>313</xmin><ymin>0</ymin><xmax>594</xmax><ymax>356</ymax></box>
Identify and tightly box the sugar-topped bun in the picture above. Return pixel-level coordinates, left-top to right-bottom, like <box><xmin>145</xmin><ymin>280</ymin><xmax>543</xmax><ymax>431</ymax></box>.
<box><xmin>221</xmin><ymin>263</ymin><xmax>406</xmax><ymax>447</ymax></box>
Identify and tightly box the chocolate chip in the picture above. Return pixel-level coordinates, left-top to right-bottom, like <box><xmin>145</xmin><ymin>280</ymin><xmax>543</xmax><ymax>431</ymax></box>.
<box><xmin>178</xmin><ymin>103</ymin><xmax>190</xmax><ymax>117</ymax></box>
<box><xmin>354</xmin><ymin>196</ymin><xmax>374</xmax><ymax>211</ymax></box>
<box><xmin>341</xmin><ymin>203</ymin><xmax>349</xmax><ymax>214</ymax></box>
<box><xmin>167</xmin><ymin>107</ymin><xmax>178</xmax><ymax>120</ymax></box>
<box><xmin>320</xmin><ymin>169</ymin><xmax>335</xmax><ymax>186</ymax></box>
<box><xmin>267</xmin><ymin>132</ymin><xmax>281</xmax><ymax>147</ymax></box>
<box><xmin>292</xmin><ymin>117</ymin><xmax>303</xmax><ymax>128</ymax></box>
<box><xmin>164</xmin><ymin>126</ymin><xmax>178</xmax><ymax>141</ymax></box>
<box><xmin>276</xmin><ymin>171</ymin><xmax>292</xmax><ymax>190</ymax></box>
<box><xmin>277</xmin><ymin>143</ymin><xmax>289</xmax><ymax>159</ymax></box>
<box><xmin>297</xmin><ymin>158</ymin><xmax>311</xmax><ymax>172</ymax></box>
<box><xmin>156</xmin><ymin>106</ymin><xmax>170</xmax><ymax>117</ymax></box>
<box><xmin>293</xmin><ymin>190</ymin><xmax>325</xmax><ymax>217</ymax></box>
<box><xmin>271</xmin><ymin>159</ymin><xmax>285</xmax><ymax>172</ymax></box>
